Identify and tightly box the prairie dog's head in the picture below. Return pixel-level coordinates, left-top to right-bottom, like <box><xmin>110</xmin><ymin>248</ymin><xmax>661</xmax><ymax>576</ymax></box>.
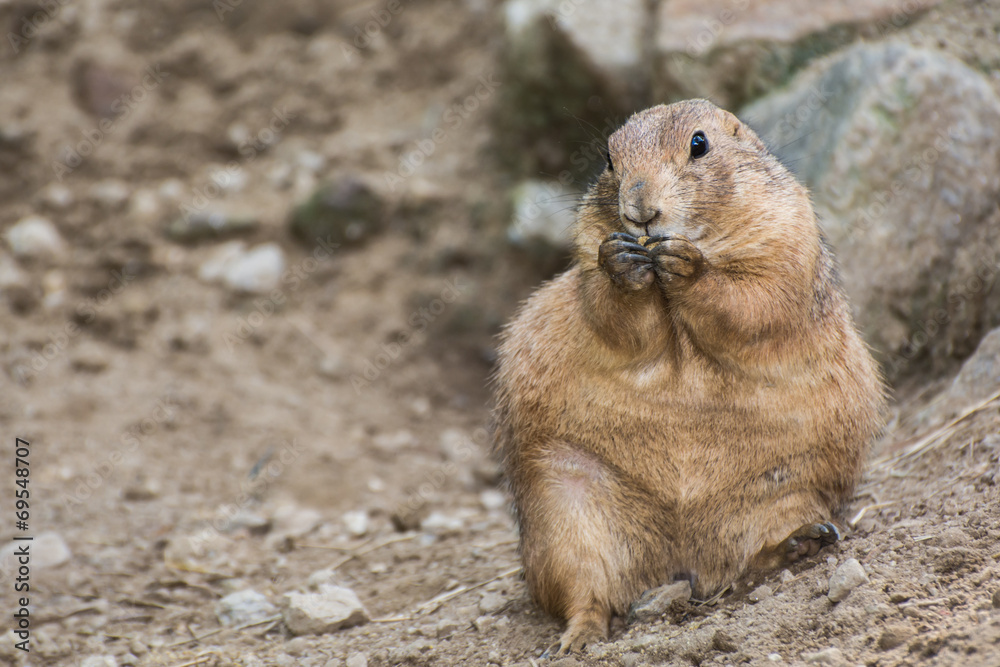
<box><xmin>585</xmin><ymin>99</ymin><xmax>812</xmax><ymax>256</ymax></box>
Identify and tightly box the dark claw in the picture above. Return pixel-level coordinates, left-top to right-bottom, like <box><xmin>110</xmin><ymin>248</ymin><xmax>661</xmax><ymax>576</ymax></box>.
<box><xmin>641</xmin><ymin>235</ymin><xmax>672</xmax><ymax>246</ymax></box>
<box><xmin>617</xmin><ymin>253</ymin><xmax>652</xmax><ymax>264</ymax></box>
<box><xmin>647</xmin><ymin>243</ymin><xmax>693</xmax><ymax>262</ymax></box>
<box><xmin>614</xmin><ymin>241</ymin><xmax>649</xmax><ymax>254</ymax></box>
<box><xmin>608</xmin><ymin>232</ymin><xmax>638</xmax><ymax>243</ymax></box>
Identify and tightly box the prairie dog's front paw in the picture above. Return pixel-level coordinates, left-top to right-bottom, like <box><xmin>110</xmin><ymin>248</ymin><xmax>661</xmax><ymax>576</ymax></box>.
<box><xmin>645</xmin><ymin>236</ymin><xmax>705</xmax><ymax>283</ymax></box>
<box><xmin>598</xmin><ymin>232</ymin><xmax>653</xmax><ymax>291</ymax></box>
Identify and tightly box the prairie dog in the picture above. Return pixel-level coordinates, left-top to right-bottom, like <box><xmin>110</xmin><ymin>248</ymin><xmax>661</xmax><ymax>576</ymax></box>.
<box><xmin>493</xmin><ymin>99</ymin><xmax>885</xmax><ymax>656</ymax></box>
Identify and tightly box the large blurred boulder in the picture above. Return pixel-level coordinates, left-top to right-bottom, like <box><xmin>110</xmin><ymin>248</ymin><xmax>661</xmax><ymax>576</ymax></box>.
<box><xmin>494</xmin><ymin>0</ymin><xmax>651</xmax><ymax>177</ymax></box>
<box><xmin>743</xmin><ymin>41</ymin><xmax>1000</xmax><ymax>380</ymax></box>
<box><xmin>655</xmin><ymin>0</ymin><xmax>941</xmax><ymax>109</ymax></box>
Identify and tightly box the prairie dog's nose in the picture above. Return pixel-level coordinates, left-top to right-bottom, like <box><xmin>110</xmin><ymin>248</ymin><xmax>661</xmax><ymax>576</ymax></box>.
<box><xmin>620</xmin><ymin>180</ymin><xmax>659</xmax><ymax>226</ymax></box>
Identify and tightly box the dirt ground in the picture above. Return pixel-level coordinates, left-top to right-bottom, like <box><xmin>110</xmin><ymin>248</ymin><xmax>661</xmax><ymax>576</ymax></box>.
<box><xmin>0</xmin><ymin>1</ymin><xmax>998</xmax><ymax>666</ymax></box>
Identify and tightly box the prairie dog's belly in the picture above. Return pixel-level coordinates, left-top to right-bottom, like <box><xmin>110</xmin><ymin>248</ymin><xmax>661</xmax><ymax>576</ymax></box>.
<box><xmin>545</xmin><ymin>360</ymin><xmax>817</xmax><ymax>506</ymax></box>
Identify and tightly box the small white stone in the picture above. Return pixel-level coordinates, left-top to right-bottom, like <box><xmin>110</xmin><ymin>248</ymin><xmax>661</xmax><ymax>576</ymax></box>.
<box><xmin>342</xmin><ymin>510</ymin><xmax>369</xmax><ymax>537</ymax></box>
<box><xmin>0</xmin><ymin>253</ymin><xmax>28</xmax><ymax>288</ymax></box>
<box><xmin>421</xmin><ymin>511</ymin><xmax>464</xmax><ymax>533</ymax></box>
<box><xmin>89</xmin><ymin>179</ymin><xmax>131</xmax><ymax>208</ymax></box>
<box><xmin>42</xmin><ymin>183</ymin><xmax>74</xmax><ymax>209</ymax></box>
<box><xmin>224</xmin><ymin>242</ymin><xmax>285</xmax><ymax>293</ymax></box>
<box><xmin>129</xmin><ymin>188</ymin><xmax>162</xmax><ymax>224</ymax></box>
<box><xmin>479</xmin><ymin>489</ymin><xmax>507</xmax><ymax>511</ymax></box>
<box><xmin>198</xmin><ymin>240</ymin><xmax>246</xmax><ymax>282</ymax></box>
<box><xmin>346</xmin><ymin>653</ymin><xmax>368</xmax><ymax>667</ymax></box>
<box><xmin>828</xmin><ymin>558</ymin><xmax>869</xmax><ymax>602</ymax></box>
<box><xmin>803</xmin><ymin>647</ymin><xmax>846</xmax><ymax>665</ymax></box>
<box><xmin>158</xmin><ymin>178</ymin><xmax>186</xmax><ymax>203</ymax></box>
<box><xmin>215</xmin><ymin>589</ymin><xmax>278</xmax><ymax>627</ymax></box>
<box><xmin>297</xmin><ymin>149</ymin><xmax>326</xmax><ymax>173</ymax></box>
<box><xmin>6</xmin><ymin>216</ymin><xmax>66</xmax><ymax>260</ymax></box>
<box><xmin>283</xmin><ymin>585</ymin><xmax>369</xmax><ymax>635</ymax></box>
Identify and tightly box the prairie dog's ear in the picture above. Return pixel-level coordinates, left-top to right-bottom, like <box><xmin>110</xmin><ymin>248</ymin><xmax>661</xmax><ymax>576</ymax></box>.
<box><xmin>719</xmin><ymin>109</ymin><xmax>767</xmax><ymax>152</ymax></box>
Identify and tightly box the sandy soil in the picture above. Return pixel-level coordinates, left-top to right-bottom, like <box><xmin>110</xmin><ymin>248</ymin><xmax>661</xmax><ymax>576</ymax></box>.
<box><xmin>0</xmin><ymin>1</ymin><xmax>997</xmax><ymax>666</ymax></box>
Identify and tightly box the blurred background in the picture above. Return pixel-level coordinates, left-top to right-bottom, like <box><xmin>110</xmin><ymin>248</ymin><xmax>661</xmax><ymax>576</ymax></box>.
<box><xmin>1</xmin><ymin>0</ymin><xmax>999</xmax><ymax>665</ymax></box>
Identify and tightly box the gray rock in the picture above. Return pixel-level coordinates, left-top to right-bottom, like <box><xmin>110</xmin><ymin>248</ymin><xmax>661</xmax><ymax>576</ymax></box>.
<box><xmin>828</xmin><ymin>558</ymin><xmax>868</xmax><ymax>602</ymax></box>
<box><xmin>743</xmin><ymin>41</ymin><xmax>1000</xmax><ymax>378</ymax></box>
<box><xmin>942</xmin><ymin>328</ymin><xmax>1000</xmax><ymax>406</ymax></box>
<box><xmin>628</xmin><ymin>580</ymin><xmax>691</xmax><ymax>622</ymax></box>
<box><xmin>5</xmin><ymin>215</ymin><xmax>66</xmax><ymax>260</ymax></box>
<box><xmin>478</xmin><ymin>591</ymin><xmax>506</xmax><ymax>615</ymax></box>
<box><xmin>283</xmin><ymin>585</ymin><xmax>369</xmax><ymax>635</ymax></box>
<box><xmin>493</xmin><ymin>2</ymin><xmax>640</xmax><ymax>178</ymax></box>
<box><xmin>215</xmin><ymin>589</ymin><xmax>279</xmax><ymax>627</ymax></box>
<box><xmin>655</xmin><ymin>0</ymin><xmax>942</xmax><ymax>109</ymax></box>
<box><xmin>506</xmin><ymin>0</ymin><xmax>648</xmax><ymax>80</ymax></box>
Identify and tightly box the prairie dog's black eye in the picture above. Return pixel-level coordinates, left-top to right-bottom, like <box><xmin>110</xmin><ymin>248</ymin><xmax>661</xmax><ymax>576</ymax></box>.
<box><xmin>690</xmin><ymin>131</ymin><xmax>709</xmax><ymax>159</ymax></box>
<box><xmin>604</xmin><ymin>147</ymin><xmax>614</xmax><ymax>172</ymax></box>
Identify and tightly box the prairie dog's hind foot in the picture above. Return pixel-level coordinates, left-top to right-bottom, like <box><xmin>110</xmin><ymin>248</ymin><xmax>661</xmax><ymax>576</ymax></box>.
<box><xmin>754</xmin><ymin>521</ymin><xmax>841</xmax><ymax>571</ymax></box>
<box><xmin>541</xmin><ymin>605</ymin><xmax>609</xmax><ymax>658</ymax></box>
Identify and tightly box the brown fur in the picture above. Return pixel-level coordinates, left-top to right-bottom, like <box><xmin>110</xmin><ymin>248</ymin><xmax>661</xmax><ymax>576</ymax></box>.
<box><xmin>492</xmin><ymin>100</ymin><xmax>885</xmax><ymax>655</ymax></box>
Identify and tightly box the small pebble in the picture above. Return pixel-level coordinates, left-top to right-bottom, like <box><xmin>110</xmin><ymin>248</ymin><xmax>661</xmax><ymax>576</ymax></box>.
<box><xmin>346</xmin><ymin>654</ymin><xmax>367</xmax><ymax>667</ymax></box>
<box><xmin>478</xmin><ymin>591</ymin><xmax>506</xmax><ymax>615</ymax></box>
<box><xmin>343</xmin><ymin>510</ymin><xmax>369</xmax><ymax>537</ymax></box>
<box><xmin>828</xmin><ymin>558</ymin><xmax>868</xmax><ymax>602</ymax></box>
<box><xmin>215</xmin><ymin>589</ymin><xmax>278</xmax><ymax>627</ymax></box>
<box><xmin>283</xmin><ymin>585</ymin><xmax>369</xmax><ymax>635</ymax></box>
<box><xmin>802</xmin><ymin>647</ymin><xmax>845</xmax><ymax>665</ymax></box>
<box><xmin>479</xmin><ymin>489</ymin><xmax>507</xmax><ymax>511</ymax></box>
<box><xmin>223</xmin><ymin>243</ymin><xmax>286</xmax><ymax>293</ymax></box>
<box><xmin>6</xmin><ymin>215</ymin><xmax>66</xmax><ymax>260</ymax></box>
<box><xmin>89</xmin><ymin>179</ymin><xmax>130</xmax><ymax>208</ymax></box>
